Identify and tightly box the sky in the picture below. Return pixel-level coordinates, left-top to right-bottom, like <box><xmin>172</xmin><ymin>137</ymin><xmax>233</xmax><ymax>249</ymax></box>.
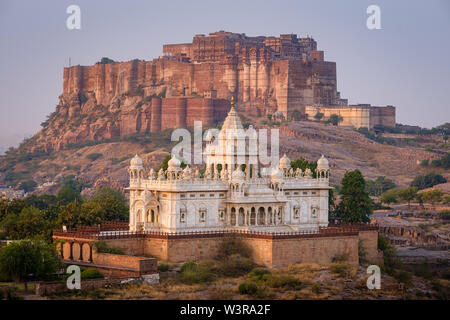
<box><xmin>0</xmin><ymin>0</ymin><xmax>449</xmax><ymax>153</ymax></box>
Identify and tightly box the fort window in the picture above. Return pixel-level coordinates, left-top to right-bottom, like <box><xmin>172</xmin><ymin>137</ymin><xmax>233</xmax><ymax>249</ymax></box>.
<box><xmin>312</xmin><ymin>191</ymin><xmax>317</xmax><ymax>195</ymax></box>
<box><xmin>199</xmin><ymin>209</ymin><xmax>206</xmax><ymax>222</ymax></box>
<box><xmin>180</xmin><ymin>210</ymin><xmax>186</xmax><ymax>223</ymax></box>
<box><xmin>190</xmin><ymin>194</ymin><xmax>195</xmax><ymax>198</ymax></box>
<box><xmin>200</xmin><ymin>194</ymin><xmax>205</xmax><ymax>198</ymax></box>
<box><xmin>219</xmin><ymin>193</ymin><xmax>224</xmax><ymax>197</ymax></box>
<box><xmin>294</xmin><ymin>192</ymin><xmax>299</xmax><ymax>195</ymax></box>
<box><xmin>285</xmin><ymin>192</ymin><xmax>290</xmax><ymax>195</ymax></box>
<box><xmin>210</xmin><ymin>194</ymin><xmax>215</xmax><ymax>197</ymax></box>
<box><xmin>303</xmin><ymin>192</ymin><xmax>308</xmax><ymax>195</ymax></box>
<box><xmin>311</xmin><ymin>207</ymin><xmax>318</xmax><ymax>218</ymax></box>
<box><xmin>219</xmin><ymin>210</ymin><xmax>225</xmax><ymax>221</ymax></box>
<box><xmin>294</xmin><ymin>206</ymin><xmax>300</xmax><ymax>219</ymax></box>
<box><xmin>180</xmin><ymin>194</ymin><xmax>186</xmax><ymax>198</ymax></box>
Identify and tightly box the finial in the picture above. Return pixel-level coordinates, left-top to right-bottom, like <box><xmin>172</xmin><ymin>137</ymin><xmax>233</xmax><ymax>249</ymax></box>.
<box><xmin>231</xmin><ymin>96</ymin><xmax>235</xmax><ymax>108</ymax></box>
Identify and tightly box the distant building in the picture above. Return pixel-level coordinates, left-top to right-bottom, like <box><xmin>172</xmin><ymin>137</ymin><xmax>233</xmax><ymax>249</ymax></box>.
<box><xmin>0</xmin><ymin>185</ymin><xmax>25</xmax><ymax>200</ymax></box>
<box><xmin>304</xmin><ymin>104</ymin><xmax>396</xmax><ymax>129</ymax></box>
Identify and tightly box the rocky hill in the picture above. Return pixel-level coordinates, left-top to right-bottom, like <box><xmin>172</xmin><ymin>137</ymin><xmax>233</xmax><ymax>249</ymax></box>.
<box><xmin>1</xmin><ymin>109</ymin><xmax>444</xmax><ymax>195</ymax></box>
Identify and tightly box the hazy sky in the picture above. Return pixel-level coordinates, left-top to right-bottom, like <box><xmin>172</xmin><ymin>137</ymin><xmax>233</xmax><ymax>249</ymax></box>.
<box><xmin>1</xmin><ymin>0</ymin><xmax>449</xmax><ymax>152</ymax></box>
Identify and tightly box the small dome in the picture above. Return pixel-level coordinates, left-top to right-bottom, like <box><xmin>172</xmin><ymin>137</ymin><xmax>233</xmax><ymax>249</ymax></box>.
<box><xmin>168</xmin><ymin>156</ymin><xmax>181</xmax><ymax>167</ymax></box>
<box><xmin>130</xmin><ymin>154</ymin><xmax>143</xmax><ymax>167</ymax></box>
<box><xmin>205</xmin><ymin>130</ymin><xmax>214</xmax><ymax>142</ymax></box>
<box><xmin>317</xmin><ymin>155</ymin><xmax>329</xmax><ymax>170</ymax></box>
<box><xmin>279</xmin><ymin>154</ymin><xmax>291</xmax><ymax>169</ymax></box>
<box><xmin>167</xmin><ymin>156</ymin><xmax>181</xmax><ymax>171</ymax></box>
<box><xmin>304</xmin><ymin>168</ymin><xmax>313</xmax><ymax>177</ymax></box>
<box><xmin>231</xmin><ymin>166</ymin><xmax>245</xmax><ymax>181</ymax></box>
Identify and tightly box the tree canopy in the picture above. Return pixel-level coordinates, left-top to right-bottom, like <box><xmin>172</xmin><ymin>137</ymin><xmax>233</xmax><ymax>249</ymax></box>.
<box><xmin>0</xmin><ymin>240</ymin><xmax>61</xmax><ymax>291</ymax></box>
<box><xmin>335</xmin><ymin>170</ymin><xmax>372</xmax><ymax>223</ymax></box>
<box><xmin>366</xmin><ymin>176</ymin><xmax>396</xmax><ymax>196</ymax></box>
<box><xmin>410</xmin><ymin>173</ymin><xmax>447</xmax><ymax>190</ymax></box>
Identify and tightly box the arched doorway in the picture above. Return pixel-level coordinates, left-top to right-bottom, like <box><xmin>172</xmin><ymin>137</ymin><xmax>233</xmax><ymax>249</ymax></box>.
<box><xmin>238</xmin><ymin>207</ymin><xmax>245</xmax><ymax>226</ymax></box>
<box><xmin>258</xmin><ymin>207</ymin><xmax>265</xmax><ymax>225</ymax></box>
<box><xmin>230</xmin><ymin>207</ymin><xmax>236</xmax><ymax>225</ymax></box>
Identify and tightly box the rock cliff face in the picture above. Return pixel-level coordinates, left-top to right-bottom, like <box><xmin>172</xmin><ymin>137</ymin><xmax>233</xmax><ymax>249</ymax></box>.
<box><xmin>32</xmin><ymin>65</ymin><xmax>229</xmax><ymax>153</ymax></box>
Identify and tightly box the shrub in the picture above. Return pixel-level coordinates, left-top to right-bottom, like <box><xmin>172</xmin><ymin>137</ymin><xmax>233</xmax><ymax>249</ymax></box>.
<box><xmin>431</xmin><ymin>279</ymin><xmax>450</xmax><ymax>300</ymax></box>
<box><xmin>311</xmin><ymin>282</ymin><xmax>321</xmax><ymax>294</ymax></box>
<box><xmin>248</xmin><ymin>268</ymin><xmax>272</xmax><ymax>281</ymax></box>
<box><xmin>330</xmin><ymin>263</ymin><xmax>349</xmax><ymax>277</ymax></box>
<box><xmin>441</xmin><ymin>210</ymin><xmax>450</xmax><ymax>220</ymax></box>
<box><xmin>393</xmin><ymin>270</ymin><xmax>412</xmax><ymax>287</ymax></box>
<box><xmin>219</xmin><ymin>254</ymin><xmax>255</xmax><ymax>277</ymax></box>
<box><xmin>158</xmin><ymin>263</ymin><xmax>170</xmax><ymax>272</ymax></box>
<box><xmin>94</xmin><ymin>241</ymin><xmax>125</xmax><ymax>255</ymax></box>
<box><xmin>411</xmin><ymin>261</ymin><xmax>435</xmax><ymax>280</ymax></box>
<box><xmin>378</xmin><ymin>234</ymin><xmax>401</xmax><ymax>272</ymax></box>
<box><xmin>180</xmin><ymin>261</ymin><xmax>216</xmax><ymax>284</ymax></box>
<box><xmin>269</xmin><ymin>275</ymin><xmax>302</xmax><ymax>290</ymax></box>
<box><xmin>238</xmin><ymin>281</ymin><xmax>258</xmax><ymax>296</ymax></box>
<box><xmin>81</xmin><ymin>268</ymin><xmax>104</xmax><ymax>280</ymax></box>
<box><xmin>180</xmin><ymin>261</ymin><xmax>197</xmax><ymax>273</ymax></box>
<box><xmin>0</xmin><ymin>286</ymin><xmax>22</xmax><ymax>300</ymax></box>
<box><xmin>182</xmin><ymin>268</ymin><xmax>215</xmax><ymax>284</ymax></box>
<box><xmin>217</xmin><ymin>237</ymin><xmax>252</xmax><ymax>260</ymax></box>
<box><xmin>85</xmin><ymin>153</ymin><xmax>103</xmax><ymax>161</ymax></box>
<box><xmin>96</xmin><ymin>57</ymin><xmax>116</xmax><ymax>65</ymax></box>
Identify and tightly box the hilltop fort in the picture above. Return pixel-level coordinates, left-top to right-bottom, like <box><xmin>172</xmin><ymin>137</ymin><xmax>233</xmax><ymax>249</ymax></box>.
<box><xmin>32</xmin><ymin>31</ymin><xmax>395</xmax><ymax>152</ymax></box>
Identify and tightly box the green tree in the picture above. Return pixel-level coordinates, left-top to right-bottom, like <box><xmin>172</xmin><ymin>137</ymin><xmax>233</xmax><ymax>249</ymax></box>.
<box><xmin>57</xmin><ymin>187</ymin><xmax>81</xmax><ymax>206</ymax></box>
<box><xmin>0</xmin><ymin>240</ymin><xmax>61</xmax><ymax>291</ymax></box>
<box><xmin>18</xmin><ymin>180</ymin><xmax>37</xmax><ymax>193</ymax></box>
<box><xmin>24</xmin><ymin>194</ymin><xmax>58</xmax><ymax>210</ymax></box>
<box><xmin>96</xmin><ymin>57</ymin><xmax>115</xmax><ymax>64</ymax></box>
<box><xmin>290</xmin><ymin>158</ymin><xmax>317</xmax><ymax>174</ymax></box>
<box><xmin>58</xmin><ymin>175</ymin><xmax>85</xmax><ymax>193</ymax></box>
<box><xmin>314</xmin><ymin>112</ymin><xmax>324</xmax><ymax>121</ymax></box>
<box><xmin>410</xmin><ymin>173</ymin><xmax>447</xmax><ymax>190</ymax></box>
<box><xmin>379</xmin><ymin>189</ymin><xmax>399</xmax><ymax>205</ymax></box>
<box><xmin>82</xmin><ymin>187</ymin><xmax>129</xmax><ymax>222</ymax></box>
<box><xmin>0</xmin><ymin>207</ymin><xmax>51</xmax><ymax>240</ymax></box>
<box><xmin>397</xmin><ymin>187</ymin><xmax>418</xmax><ymax>209</ymax></box>
<box><xmin>56</xmin><ymin>201</ymin><xmax>87</xmax><ymax>229</ymax></box>
<box><xmin>326</xmin><ymin>114</ymin><xmax>343</xmax><ymax>126</ymax></box>
<box><xmin>335</xmin><ymin>170</ymin><xmax>372</xmax><ymax>223</ymax></box>
<box><xmin>366</xmin><ymin>176</ymin><xmax>396</xmax><ymax>196</ymax></box>
<box><xmin>0</xmin><ymin>198</ymin><xmax>26</xmax><ymax>221</ymax></box>
<box><xmin>422</xmin><ymin>189</ymin><xmax>444</xmax><ymax>206</ymax></box>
